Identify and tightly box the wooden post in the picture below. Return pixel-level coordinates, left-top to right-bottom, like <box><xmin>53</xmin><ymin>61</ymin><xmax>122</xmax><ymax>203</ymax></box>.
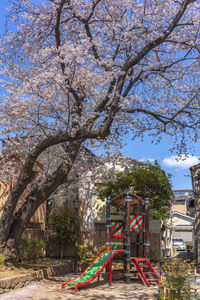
<box><xmin>106</xmin><ymin>198</ymin><xmax>111</xmax><ymax>282</ymax></box>
<box><xmin>136</xmin><ymin>198</ymin><xmax>140</xmax><ymax>257</ymax></box>
<box><xmin>143</xmin><ymin>200</ymin><xmax>145</xmax><ymax>257</ymax></box>
<box><xmin>143</xmin><ymin>198</ymin><xmax>150</xmax><ymax>258</ymax></box>
<box><xmin>136</xmin><ymin>233</ymin><xmax>140</xmax><ymax>257</ymax></box>
<box><xmin>124</xmin><ymin>193</ymin><xmax>131</xmax><ymax>283</ymax></box>
<box><xmin>123</xmin><ymin>198</ymin><xmax>126</xmax><ymax>279</ymax></box>
<box><xmin>194</xmin><ymin>267</ymin><xmax>197</xmax><ymax>296</ymax></box>
<box><xmin>106</xmin><ymin>198</ymin><xmax>111</xmax><ymax>250</ymax></box>
<box><xmin>159</xmin><ymin>270</ymin><xmax>163</xmax><ymax>299</ymax></box>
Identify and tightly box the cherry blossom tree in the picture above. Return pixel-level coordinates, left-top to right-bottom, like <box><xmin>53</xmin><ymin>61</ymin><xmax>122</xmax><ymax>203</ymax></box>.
<box><xmin>0</xmin><ymin>0</ymin><xmax>199</xmax><ymax>258</ymax></box>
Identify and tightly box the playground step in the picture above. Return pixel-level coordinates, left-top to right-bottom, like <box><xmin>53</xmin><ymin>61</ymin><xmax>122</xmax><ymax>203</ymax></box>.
<box><xmin>131</xmin><ymin>258</ymin><xmax>146</xmax><ymax>261</ymax></box>
<box><xmin>147</xmin><ymin>279</ymin><xmax>158</xmax><ymax>281</ymax></box>
<box><xmin>131</xmin><ymin>258</ymin><xmax>158</xmax><ymax>287</ymax></box>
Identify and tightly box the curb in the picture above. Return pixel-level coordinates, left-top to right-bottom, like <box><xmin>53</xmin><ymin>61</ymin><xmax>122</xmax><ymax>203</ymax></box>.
<box><xmin>0</xmin><ymin>262</ymin><xmax>73</xmax><ymax>294</ymax></box>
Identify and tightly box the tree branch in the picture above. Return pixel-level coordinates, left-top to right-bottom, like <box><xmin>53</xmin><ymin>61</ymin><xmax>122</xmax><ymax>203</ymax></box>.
<box><xmin>122</xmin><ymin>0</ymin><xmax>194</xmax><ymax>72</ymax></box>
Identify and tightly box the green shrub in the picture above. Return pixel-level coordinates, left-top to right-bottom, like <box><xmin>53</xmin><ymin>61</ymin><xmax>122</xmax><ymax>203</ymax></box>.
<box><xmin>98</xmin><ymin>245</ymin><xmax>106</xmax><ymax>254</ymax></box>
<box><xmin>47</xmin><ymin>205</ymin><xmax>81</xmax><ymax>259</ymax></box>
<box><xmin>77</xmin><ymin>245</ymin><xmax>89</xmax><ymax>260</ymax></box>
<box><xmin>0</xmin><ymin>256</ymin><xmax>5</xmax><ymax>265</ymax></box>
<box><xmin>17</xmin><ymin>238</ymin><xmax>46</xmax><ymax>262</ymax></box>
<box><xmin>160</xmin><ymin>258</ymin><xmax>194</xmax><ymax>300</ymax></box>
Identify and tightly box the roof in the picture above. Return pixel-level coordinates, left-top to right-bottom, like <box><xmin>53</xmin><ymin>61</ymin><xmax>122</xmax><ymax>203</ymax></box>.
<box><xmin>190</xmin><ymin>163</ymin><xmax>200</xmax><ymax>170</ymax></box>
<box><xmin>172</xmin><ymin>211</ymin><xmax>195</xmax><ymax>222</ymax></box>
<box><xmin>109</xmin><ymin>191</ymin><xmax>145</xmax><ymax>206</ymax></box>
<box><xmin>102</xmin><ymin>153</ymin><xmax>146</xmax><ymax>171</ymax></box>
<box><xmin>172</xmin><ymin>189</ymin><xmax>194</xmax><ymax>202</ymax></box>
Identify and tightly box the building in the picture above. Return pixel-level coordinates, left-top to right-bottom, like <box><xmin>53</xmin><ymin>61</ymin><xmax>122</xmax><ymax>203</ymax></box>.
<box><xmin>190</xmin><ymin>163</ymin><xmax>200</xmax><ymax>261</ymax></box>
<box><xmin>171</xmin><ymin>211</ymin><xmax>195</xmax><ymax>245</ymax></box>
<box><xmin>0</xmin><ymin>154</ymin><xmax>46</xmax><ymax>229</ymax></box>
<box><xmin>171</xmin><ymin>189</ymin><xmax>195</xmax><ymax>216</ymax></box>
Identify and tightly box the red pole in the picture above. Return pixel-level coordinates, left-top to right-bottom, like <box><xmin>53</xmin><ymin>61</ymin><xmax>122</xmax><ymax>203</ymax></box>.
<box><xmin>109</xmin><ymin>260</ymin><xmax>112</xmax><ymax>285</ymax></box>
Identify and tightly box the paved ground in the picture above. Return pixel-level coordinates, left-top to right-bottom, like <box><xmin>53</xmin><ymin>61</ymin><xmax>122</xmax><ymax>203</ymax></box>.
<box><xmin>0</xmin><ymin>273</ymin><xmax>158</xmax><ymax>300</ymax></box>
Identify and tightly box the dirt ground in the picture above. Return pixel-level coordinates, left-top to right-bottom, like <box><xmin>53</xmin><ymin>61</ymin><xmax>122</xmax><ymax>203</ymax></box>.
<box><xmin>0</xmin><ymin>258</ymin><xmax>69</xmax><ymax>279</ymax></box>
<box><xmin>0</xmin><ymin>273</ymin><xmax>158</xmax><ymax>300</ymax></box>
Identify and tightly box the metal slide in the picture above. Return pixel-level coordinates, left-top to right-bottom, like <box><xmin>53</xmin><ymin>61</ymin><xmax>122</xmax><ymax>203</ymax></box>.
<box><xmin>62</xmin><ymin>249</ymin><xmax>123</xmax><ymax>291</ymax></box>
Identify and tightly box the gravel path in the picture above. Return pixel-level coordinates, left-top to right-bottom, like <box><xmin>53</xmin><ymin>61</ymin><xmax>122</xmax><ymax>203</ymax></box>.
<box><xmin>0</xmin><ymin>273</ymin><xmax>158</xmax><ymax>300</ymax></box>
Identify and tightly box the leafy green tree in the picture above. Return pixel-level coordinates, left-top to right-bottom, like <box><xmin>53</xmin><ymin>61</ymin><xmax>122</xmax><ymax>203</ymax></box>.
<box><xmin>95</xmin><ymin>163</ymin><xmax>172</xmax><ymax>220</ymax></box>
<box><xmin>47</xmin><ymin>206</ymin><xmax>80</xmax><ymax>259</ymax></box>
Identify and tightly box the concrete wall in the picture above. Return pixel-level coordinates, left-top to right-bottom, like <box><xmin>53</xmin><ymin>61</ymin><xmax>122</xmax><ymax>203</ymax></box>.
<box><xmin>172</xmin><ymin>230</ymin><xmax>193</xmax><ymax>243</ymax></box>
<box><xmin>79</xmin><ymin>229</ymin><xmax>160</xmax><ymax>261</ymax></box>
<box><xmin>171</xmin><ymin>214</ymin><xmax>194</xmax><ymax>243</ymax></box>
<box><xmin>22</xmin><ymin>225</ymin><xmax>161</xmax><ymax>261</ymax></box>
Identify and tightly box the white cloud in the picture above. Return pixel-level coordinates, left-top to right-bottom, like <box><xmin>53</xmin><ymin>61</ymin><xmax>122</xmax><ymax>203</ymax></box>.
<box><xmin>138</xmin><ymin>157</ymin><xmax>145</xmax><ymax>162</ymax></box>
<box><xmin>147</xmin><ymin>158</ymin><xmax>155</xmax><ymax>163</ymax></box>
<box><xmin>162</xmin><ymin>154</ymin><xmax>199</xmax><ymax>169</ymax></box>
<box><xmin>138</xmin><ymin>157</ymin><xmax>155</xmax><ymax>164</ymax></box>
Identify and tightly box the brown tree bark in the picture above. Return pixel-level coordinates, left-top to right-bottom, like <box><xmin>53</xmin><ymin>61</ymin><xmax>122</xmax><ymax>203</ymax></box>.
<box><xmin>0</xmin><ymin>141</ymin><xmax>81</xmax><ymax>259</ymax></box>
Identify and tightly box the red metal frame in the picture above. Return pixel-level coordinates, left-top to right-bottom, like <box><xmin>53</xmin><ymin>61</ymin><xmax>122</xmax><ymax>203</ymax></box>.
<box><xmin>131</xmin><ymin>258</ymin><xmax>158</xmax><ymax>287</ymax></box>
<box><xmin>62</xmin><ymin>250</ymin><xmax>107</xmax><ymax>288</ymax></box>
<box><xmin>109</xmin><ymin>260</ymin><xmax>112</xmax><ymax>285</ymax></box>
<box><xmin>62</xmin><ymin>249</ymin><xmax>124</xmax><ymax>291</ymax></box>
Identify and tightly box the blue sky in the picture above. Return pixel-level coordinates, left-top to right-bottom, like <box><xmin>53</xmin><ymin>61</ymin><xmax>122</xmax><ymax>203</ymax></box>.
<box><xmin>121</xmin><ymin>134</ymin><xmax>200</xmax><ymax>190</ymax></box>
<box><xmin>0</xmin><ymin>0</ymin><xmax>199</xmax><ymax>190</ymax></box>
<box><xmin>0</xmin><ymin>1</ymin><xmax>7</xmax><ymax>33</ymax></box>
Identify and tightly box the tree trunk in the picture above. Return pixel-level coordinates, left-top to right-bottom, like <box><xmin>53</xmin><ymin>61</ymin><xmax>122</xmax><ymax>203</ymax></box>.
<box><xmin>0</xmin><ymin>141</ymin><xmax>82</xmax><ymax>260</ymax></box>
<box><xmin>60</xmin><ymin>244</ymin><xmax>64</xmax><ymax>260</ymax></box>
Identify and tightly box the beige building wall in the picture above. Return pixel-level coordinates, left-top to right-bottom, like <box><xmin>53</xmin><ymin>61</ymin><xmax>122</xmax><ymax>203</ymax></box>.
<box><xmin>0</xmin><ymin>181</ymin><xmax>11</xmax><ymax>218</ymax></box>
<box><xmin>172</xmin><ymin>215</ymin><xmax>193</xmax><ymax>227</ymax></box>
<box><xmin>0</xmin><ymin>180</ymin><xmax>46</xmax><ymax>230</ymax></box>
<box><xmin>171</xmin><ymin>203</ymin><xmax>187</xmax><ymax>215</ymax></box>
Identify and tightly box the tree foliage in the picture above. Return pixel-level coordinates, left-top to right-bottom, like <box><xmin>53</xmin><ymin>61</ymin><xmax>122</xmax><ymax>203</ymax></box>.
<box><xmin>95</xmin><ymin>164</ymin><xmax>173</xmax><ymax>219</ymax></box>
<box><xmin>0</xmin><ymin>0</ymin><xmax>199</xmax><ymax>256</ymax></box>
<box><xmin>47</xmin><ymin>205</ymin><xmax>80</xmax><ymax>259</ymax></box>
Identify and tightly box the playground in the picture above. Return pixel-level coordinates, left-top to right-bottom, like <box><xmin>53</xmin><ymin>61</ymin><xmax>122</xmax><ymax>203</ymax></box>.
<box><xmin>1</xmin><ymin>191</ymin><xmax>199</xmax><ymax>299</ymax></box>
<box><xmin>62</xmin><ymin>192</ymin><xmax>158</xmax><ymax>292</ymax></box>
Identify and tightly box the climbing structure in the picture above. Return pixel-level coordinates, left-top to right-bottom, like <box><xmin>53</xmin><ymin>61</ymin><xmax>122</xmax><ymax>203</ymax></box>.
<box><xmin>106</xmin><ymin>191</ymin><xmax>158</xmax><ymax>285</ymax></box>
<box><xmin>62</xmin><ymin>191</ymin><xmax>158</xmax><ymax>291</ymax></box>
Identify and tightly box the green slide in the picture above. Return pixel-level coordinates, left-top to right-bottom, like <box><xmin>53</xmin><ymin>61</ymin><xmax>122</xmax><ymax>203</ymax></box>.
<box><xmin>62</xmin><ymin>249</ymin><xmax>123</xmax><ymax>291</ymax></box>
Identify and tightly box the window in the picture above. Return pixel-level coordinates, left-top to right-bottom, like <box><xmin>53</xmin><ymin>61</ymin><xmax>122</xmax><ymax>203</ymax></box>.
<box><xmin>178</xmin><ymin>200</ymin><xmax>185</xmax><ymax>205</ymax></box>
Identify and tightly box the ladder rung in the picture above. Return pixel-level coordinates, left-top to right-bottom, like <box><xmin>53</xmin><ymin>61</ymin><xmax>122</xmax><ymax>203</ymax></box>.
<box><xmin>147</xmin><ymin>279</ymin><xmax>158</xmax><ymax>281</ymax></box>
<box><xmin>131</xmin><ymin>258</ymin><xmax>158</xmax><ymax>287</ymax></box>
